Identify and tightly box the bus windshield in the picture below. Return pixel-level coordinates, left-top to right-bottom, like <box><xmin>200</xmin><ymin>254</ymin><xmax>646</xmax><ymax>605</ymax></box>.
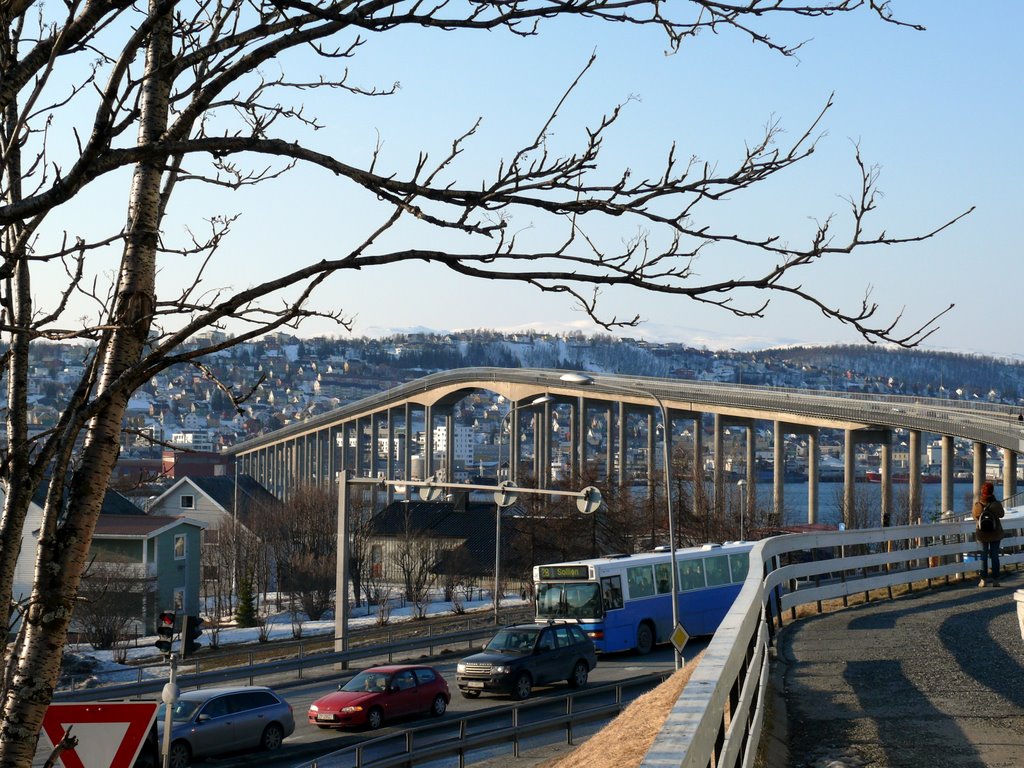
<box><xmin>536</xmin><ymin>581</ymin><xmax>602</xmax><ymax>619</ymax></box>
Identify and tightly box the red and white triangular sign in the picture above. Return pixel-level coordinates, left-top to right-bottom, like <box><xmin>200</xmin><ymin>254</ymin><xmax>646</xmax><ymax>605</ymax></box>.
<box><xmin>41</xmin><ymin>701</ymin><xmax>157</xmax><ymax>768</ymax></box>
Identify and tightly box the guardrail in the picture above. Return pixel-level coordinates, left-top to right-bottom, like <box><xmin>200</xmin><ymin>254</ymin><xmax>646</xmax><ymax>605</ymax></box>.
<box><xmin>299</xmin><ymin>672</ymin><xmax>674</xmax><ymax>768</ymax></box>
<box><xmin>641</xmin><ymin>517</ymin><xmax>1024</xmax><ymax>768</ymax></box>
<box><xmin>55</xmin><ymin>624</ymin><xmax>507</xmax><ymax>702</ymax></box>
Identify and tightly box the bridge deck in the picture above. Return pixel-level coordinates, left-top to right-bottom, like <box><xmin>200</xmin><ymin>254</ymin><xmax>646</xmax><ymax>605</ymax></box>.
<box><xmin>774</xmin><ymin>575</ymin><xmax>1024</xmax><ymax>768</ymax></box>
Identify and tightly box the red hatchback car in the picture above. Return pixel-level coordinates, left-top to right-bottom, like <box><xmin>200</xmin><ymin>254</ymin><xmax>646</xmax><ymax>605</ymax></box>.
<box><xmin>308</xmin><ymin>665</ymin><xmax>450</xmax><ymax>730</ymax></box>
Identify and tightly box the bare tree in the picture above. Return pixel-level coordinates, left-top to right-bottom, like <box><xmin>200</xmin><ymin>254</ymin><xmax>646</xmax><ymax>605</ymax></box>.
<box><xmin>393</xmin><ymin>508</ymin><xmax>445</xmax><ymax>619</ymax></box>
<box><xmin>0</xmin><ymin>1</ymin><xmax>966</xmax><ymax>761</ymax></box>
<box><xmin>259</xmin><ymin>485</ymin><xmax>336</xmax><ymax>621</ymax></box>
<box><xmin>73</xmin><ymin>562</ymin><xmax>152</xmax><ymax>664</ymax></box>
<box><xmin>200</xmin><ymin>523</ymin><xmax>236</xmax><ymax>649</ymax></box>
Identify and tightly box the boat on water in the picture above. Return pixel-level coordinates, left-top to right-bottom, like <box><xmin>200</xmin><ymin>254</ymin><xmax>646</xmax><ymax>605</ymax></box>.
<box><xmin>865</xmin><ymin>469</ymin><xmax>942</xmax><ymax>484</ymax></box>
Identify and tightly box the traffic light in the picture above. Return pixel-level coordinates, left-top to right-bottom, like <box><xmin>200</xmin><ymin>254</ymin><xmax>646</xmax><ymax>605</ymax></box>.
<box><xmin>181</xmin><ymin>615</ymin><xmax>204</xmax><ymax>658</ymax></box>
<box><xmin>155</xmin><ymin>610</ymin><xmax>176</xmax><ymax>656</ymax></box>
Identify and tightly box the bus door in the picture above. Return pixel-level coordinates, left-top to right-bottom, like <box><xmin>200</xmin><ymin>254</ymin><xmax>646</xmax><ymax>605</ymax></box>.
<box><xmin>600</xmin><ymin>575</ymin><xmax>626</xmax><ymax>650</ymax></box>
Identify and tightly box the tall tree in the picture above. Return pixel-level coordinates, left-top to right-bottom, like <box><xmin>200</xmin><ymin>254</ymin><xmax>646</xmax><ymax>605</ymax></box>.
<box><xmin>0</xmin><ymin>1</ymin><xmax>965</xmax><ymax>763</ymax></box>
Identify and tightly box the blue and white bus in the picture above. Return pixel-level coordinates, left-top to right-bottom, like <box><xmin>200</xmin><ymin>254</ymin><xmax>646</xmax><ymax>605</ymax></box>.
<box><xmin>532</xmin><ymin>542</ymin><xmax>753</xmax><ymax>654</ymax></box>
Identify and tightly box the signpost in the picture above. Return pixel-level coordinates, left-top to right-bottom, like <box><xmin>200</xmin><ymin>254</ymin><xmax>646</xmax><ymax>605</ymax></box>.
<box><xmin>41</xmin><ymin>702</ymin><xmax>157</xmax><ymax>768</ymax></box>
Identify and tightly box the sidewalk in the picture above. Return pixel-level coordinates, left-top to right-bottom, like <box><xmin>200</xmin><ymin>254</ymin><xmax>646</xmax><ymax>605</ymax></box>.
<box><xmin>773</xmin><ymin>576</ymin><xmax>1024</xmax><ymax>767</ymax></box>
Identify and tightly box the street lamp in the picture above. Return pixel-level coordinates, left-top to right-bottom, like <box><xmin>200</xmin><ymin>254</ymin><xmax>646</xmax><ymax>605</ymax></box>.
<box><xmin>560</xmin><ymin>372</ymin><xmax>682</xmax><ymax>670</ymax></box>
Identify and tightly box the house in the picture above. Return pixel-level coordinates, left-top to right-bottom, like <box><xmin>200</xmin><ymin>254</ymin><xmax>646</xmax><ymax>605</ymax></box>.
<box><xmin>365</xmin><ymin>495</ymin><xmax>527</xmax><ymax>585</ymax></box>
<box><xmin>5</xmin><ymin>485</ymin><xmax>205</xmax><ymax>633</ymax></box>
<box><xmin>146</xmin><ymin>473</ymin><xmax>279</xmax><ymax>533</ymax></box>
<box><xmin>89</xmin><ymin>514</ymin><xmax>206</xmax><ymax>632</ymax></box>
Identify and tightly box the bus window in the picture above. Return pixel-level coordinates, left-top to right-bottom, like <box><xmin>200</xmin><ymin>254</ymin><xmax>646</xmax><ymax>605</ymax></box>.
<box><xmin>601</xmin><ymin>576</ymin><xmax>623</xmax><ymax>610</ymax></box>
<box><xmin>654</xmin><ymin>563</ymin><xmax>672</xmax><ymax>594</ymax></box>
<box><xmin>705</xmin><ymin>555</ymin><xmax>730</xmax><ymax>587</ymax></box>
<box><xmin>627</xmin><ymin>565</ymin><xmax>655</xmax><ymax>598</ymax></box>
<box><xmin>677</xmin><ymin>559</ymin><xmax>705</xmax><ymax>591</ymax></box>
<box><xmin>537</xmin><ymin>582</ymin><xmax>602</xmax><ymax>620</ymax></box>
<box><xmin>729</xmin><ymin>552</ymin><xmax>750</xmax><ymax>582</ymax></box>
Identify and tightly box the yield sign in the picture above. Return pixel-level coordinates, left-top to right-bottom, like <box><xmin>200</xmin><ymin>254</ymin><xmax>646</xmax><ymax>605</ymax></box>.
<box><xmin>41</xmin><ymin>701</ymin><xmax>157</xmax><ymax>768</ymax></box>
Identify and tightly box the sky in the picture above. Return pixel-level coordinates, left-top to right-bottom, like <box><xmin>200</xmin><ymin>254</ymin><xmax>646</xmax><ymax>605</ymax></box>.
<box><xmin>35</xmin><ymin>2</ymin><xmax>1023</xmax><ymax>357</ymax></box>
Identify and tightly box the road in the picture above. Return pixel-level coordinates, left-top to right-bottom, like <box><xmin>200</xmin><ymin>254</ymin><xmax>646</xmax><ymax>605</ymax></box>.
<box><xmin>202</xmin><ymin>642</ymin><xmax>696</xmax><ymax>768</ymax></box>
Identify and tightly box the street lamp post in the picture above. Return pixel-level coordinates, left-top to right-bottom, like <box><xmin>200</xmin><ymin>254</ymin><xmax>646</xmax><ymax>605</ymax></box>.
<box><xmin>560</xmin><ymin>373</ymin><xmax>682</xmax><ymax>670</ymax></box>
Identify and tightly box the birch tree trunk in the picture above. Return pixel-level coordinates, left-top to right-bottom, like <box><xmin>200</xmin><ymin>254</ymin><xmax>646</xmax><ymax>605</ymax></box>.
<box><xmin>0</xmin><ymin>5</ymin><xmax>172</xmax><ymax>763</ymax></box>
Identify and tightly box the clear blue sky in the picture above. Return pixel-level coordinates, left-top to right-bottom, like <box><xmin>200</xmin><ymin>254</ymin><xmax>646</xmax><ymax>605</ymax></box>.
<box><xmin>42</xmin><ymin>2</ymin><xmax>1024</xmax><ymax>357</ymax></box>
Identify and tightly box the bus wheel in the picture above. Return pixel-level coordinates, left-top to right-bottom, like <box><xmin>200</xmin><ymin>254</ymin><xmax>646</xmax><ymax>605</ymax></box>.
<box><xmin>636</xmin><ymin>623</ymin><xmax>654</xmax><ymax>655</ymax></box>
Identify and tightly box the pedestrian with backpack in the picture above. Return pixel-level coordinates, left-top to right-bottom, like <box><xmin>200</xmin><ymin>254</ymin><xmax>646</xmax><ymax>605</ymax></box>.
<box><xmin>973</xmin><ymin>481</ymin><xmax>1005</xmax><ymax>587</ymax></box>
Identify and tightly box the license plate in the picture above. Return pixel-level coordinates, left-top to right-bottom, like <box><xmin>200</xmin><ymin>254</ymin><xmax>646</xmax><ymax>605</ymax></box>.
<box><xmin>316</xmin><ymin>714</ymin><xmax>334</xmax><ymax>721</ymax></box>
<box><xmin>467</xmin><ymin>681</ymin><xmax>484</xmax><ymax>689</ymax></box>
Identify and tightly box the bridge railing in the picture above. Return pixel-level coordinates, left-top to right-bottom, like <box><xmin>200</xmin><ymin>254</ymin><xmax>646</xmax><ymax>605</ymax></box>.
<box><xmin>641</xmin><ymin>517</ymin><xmax>1024</xmax><ymax>768</ymax></box>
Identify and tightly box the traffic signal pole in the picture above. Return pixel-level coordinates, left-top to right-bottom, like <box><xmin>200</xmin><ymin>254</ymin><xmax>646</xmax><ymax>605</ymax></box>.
<box><xmin>161</xmin><ymin>654</ymin><xmax>178</xmax><ymax>768</ymax></box>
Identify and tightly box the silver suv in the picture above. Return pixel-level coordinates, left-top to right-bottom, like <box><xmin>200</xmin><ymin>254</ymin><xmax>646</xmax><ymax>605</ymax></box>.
<box><xmin>156</xmin><ymin>686</ymin><xmax>295</xmax><ymax>768</ymax></box>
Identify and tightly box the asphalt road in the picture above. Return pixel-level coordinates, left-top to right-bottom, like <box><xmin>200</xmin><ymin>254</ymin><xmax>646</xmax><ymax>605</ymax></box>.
<box><xmin>200</xmin><ymin>641</ymin><xmax>696</xmax><ymax>768</ymax></box>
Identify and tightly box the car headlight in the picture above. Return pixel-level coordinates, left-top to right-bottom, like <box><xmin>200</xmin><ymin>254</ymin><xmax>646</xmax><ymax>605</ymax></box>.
<box><xmin>493</xmin><ymin>665</ymin><xmax>510</xmax><ymax>674</ymax></box>
<box><xmin>309</xmin><ymin>704</ymin><xmax>319</xmax><ymax>713</ymax></box>
<box><xmin>456</xmin><ymin>663</ymin><xmax>466</xmax><ymax>673</ymax></box>
<box><xmin>341</xmin><ymin>706</ymin><xmax>364</xmax><ymax>713</ymax></box>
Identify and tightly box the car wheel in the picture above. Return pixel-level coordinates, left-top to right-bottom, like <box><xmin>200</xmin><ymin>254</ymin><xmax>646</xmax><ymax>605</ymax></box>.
<box><xmin>366</xmin><ymin>706</ymin><xmax>384</xmax><ymax>730</ymax></box>
<box><xmin>260</xmin><ymin>723</ymin><xmax>285</xmax><ymax>751</ymax></box>
<box><xmin>568</xmin><ymin>661</ymin><xmax>589</xmax><ymax>688</ymax></box>
<box><xmin>430</xmin><ymin>694</ymin><xmax>447</xmax><ymax>717</ymax></box>
<box><xmin>636</xmin><ymin>623</ymin><xmax>654</xmax><ymax>655</ymax></box>
<box><xmin>167</xmin><ymin>741</ymin><xmax>191</xmax><ymax>768</ymax></box>
<box><xmin>460</xmin><ymin>689</ymin><xmax>481</xmax><ymax>699</ymax></box>
<box><xmin>512</xmin><ymin>672</ymin><xmax>532</xmax><ymax>701</ymax></box>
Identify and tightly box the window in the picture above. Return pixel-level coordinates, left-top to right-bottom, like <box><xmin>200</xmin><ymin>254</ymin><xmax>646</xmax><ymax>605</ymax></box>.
<box><xmin>414</xmin><ymin>668</ymin><xmax>437</xmax><ymax>685</ymax></box>
<box><xmin>553</xmin><ymin>626</ymin><xmax>572</xmax><ymax>648</ymax></box>
<box><xmin>704</xmin><ymin>555</ymin><xmax>731</xmax><ymax>587</ymax></box>
<box><xmin>537</xmin><ymin>630</ymin><xmax>556</xmax><ymax>653</ymax></box>
<box><xmin>601</xmin><ymin>576</ymin><xmax>624</xmax><ymax>611</ymax></box>
<box><xmin>180</xmin><ymin>494</ymin><xmax>194</xmax><ymax>510</ymax></box>
<box><xmin>371</xmin><ymin>545</ymin><xmax>383</xmax><ymax>578</ymax></box>
<box><xmin>654</xmin><ymin>563</ymin><xmax>672</xmax><ymax>594</ymax></box>
<box><xmin>730</xmin><ymin>552</ymin><xmax>750</xmax><ymax>583</ymax></box>
<box><xmin>626</xmin><ymin>565</ymin><xmax>655</xmax><ymax>598</ymax></box>
<box><xmin>568</xmin><ymin>625</ymin><xmax>588</xmax><ymax>644</ymax></box>
<box><xmin>677</xmin><ymin>559</ymin><xmax>706</xmax><ymax>591</ymax></box>
<box><xmin>201</xmin><ymin>697</ymin><xmax>231</xmax><ymax>719</ymax></box>
<box><xmin>392</xmin><ymin>670</ymin><xmax>417</xmax><ymax>691</ymax></box>
<box><xmin>174</xmin><ymin>534</ymin><xmax>186</xmax><ymax>560</ymax></box>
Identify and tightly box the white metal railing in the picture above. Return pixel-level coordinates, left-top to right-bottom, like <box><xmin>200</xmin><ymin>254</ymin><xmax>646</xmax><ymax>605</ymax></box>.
<box><xmin>641</xmin><ymin>517</ymin><xmax>1024</xmax><ymax>768</ymax></box>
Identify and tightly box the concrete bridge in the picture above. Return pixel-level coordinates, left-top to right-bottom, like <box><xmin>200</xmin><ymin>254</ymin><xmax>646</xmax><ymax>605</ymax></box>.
<box><xmin>229</xmin><ymin>368</ymin><xmax>1024</xmax><ymax>522</ymax></box>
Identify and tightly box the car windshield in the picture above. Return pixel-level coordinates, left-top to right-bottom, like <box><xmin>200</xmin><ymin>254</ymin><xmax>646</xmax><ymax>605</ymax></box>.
<box><xmin>485</xmin><ymin>629</ymin><xmax>538</xmax><ymax>654</ymax></box>
<box><xmin>341</xmin><ymin>671</ymin><xmax>390</xmax><ymax>693</ymax></box>
<box><xmin>156</xmin><ymin>700</ymin><xmax>201</xmax><ymax>723</ymax></box>
<box><xmin>536</xmin><ymin>582</ymin><xmax>602</xmax><ymax>619</ymax></box>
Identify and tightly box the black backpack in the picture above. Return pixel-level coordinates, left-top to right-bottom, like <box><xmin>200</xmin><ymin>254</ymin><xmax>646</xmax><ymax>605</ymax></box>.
<box><xmin>978</xmin><ymin>502</ymin><xmax>997</xmax><ymax>534</ymax></box>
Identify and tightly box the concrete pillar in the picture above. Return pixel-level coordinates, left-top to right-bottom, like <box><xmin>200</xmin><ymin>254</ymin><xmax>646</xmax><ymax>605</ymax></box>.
<box><xmin>577</xmin><ymin>397</ymin><xmax>588</xmax><ymax>480</ymax></box>
<box><xmin>605</xmin><ymin>404</ymin><xmax>614</xmax><ymax>483</ymax></box>
<box><xmin>973</xmin><ymin>441</ymin><xmax>986</xmax><ymax>502</ymax></box>
<box><xmin>844</xmin><ymin>429</ymin><xmax>855</xmax><ymax>529</ymax></box>
<box><xmin>617</xmin><ymin>402</ymin><xmax>627</xmax><ymax>488</ymax></box>
<box><xmin>714</xmin><ymin>414</ymin><xmax>725</xmax><ymax>520</ymax></box>
<box><xmin>444</xmin><ymin>410</ymin><xmax>455</xmax><ymax>483</ymax></box>
<box><xmin>880</xmin><ymin>440</ymin><xmax>892</xmax><ymax>527</ymax></box>
<box><xmin>647</xmin><ymin>411</ymin><xmax>656</xmax><ymax>495</ymax></box>
<box><xmin>745</xmin><ymin>426</ymin><xmax>756</xmax><ymax>516</ymax></box>
<box><xmin>909</xmin><ymin>430</ymin><xmax>922</xmax><ymax>524</ymax></box>
<box><xmin>1004</xmin><ymin>450</ymin><xmax>1018</xmax><ymax>501</ymax></box>
<box><xmin>773</xmin><ymin>420</ymin><xmax>784</xmax><ymax>523</ymax></box>
<box><xmin>511</xmin><ymin>403</ymin><xmax>520</xmax><ymax>483</ymax></box>
<box><xmin>423</xmin><ymin>406</ymin><xmax>433</xmax><ymax>478</ymax></box>
<box><xmin>370</xmin><ymin>413</ymin><xmax>380</xmax><ymax>481</ymax></box>
<box><xmin>403</xmin><ymin>404</ymin><xmax>412</xmax><ymax>482</ymax></box>
<box><xmin>807</xmin><ymin>430</ymin><xmax>819</xmax><ymax>526</ymax></box>
<box><xmin>941</xmin><ymin>435</ymin><xmax>954</xmax><ymax>515</ymax></box>
<box><xmin>693</xmin><ymin>416</ymin><xmax>704</xmax><ymax>489</ymax></box>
